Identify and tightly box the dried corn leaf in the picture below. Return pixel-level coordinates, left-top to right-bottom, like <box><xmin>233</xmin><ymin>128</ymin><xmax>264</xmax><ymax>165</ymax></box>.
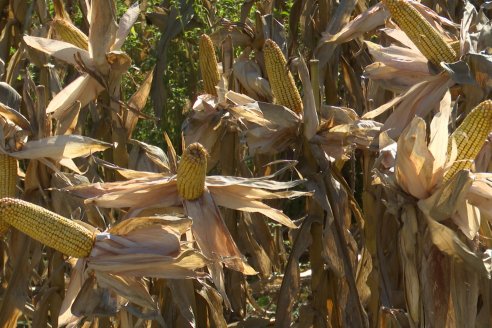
<box><xmin>210</xmin><ymin>189</ymin><xmax>296</xmax><ymax>228</ymax></box>
<box><xmin>112</xmin><ymin>2</ymin><xmax>140</xmax><ymax>51</ymax></box>
<box><xmin>196</xmin><ymin>282</ymin><xmax>228</xmax><ymax>328</ymax></box>
<box><xmin>453</xmin><ymin>199</ymin><xmax>481</xmax><ymax>240</ymax></box>
<box><xmin>83</xmin><ymin>179</ymin><xmax>181</xmax><ymax>209</ymax></box>
<box><xmin>116</xmin><ymin>216</ymin><xmax>191</xmax><ymax>235</ymax></box>
<box><xmin>365</xmin><ymin>74</ymin><xmax>453</xmax><ymax>139</ymax></box>
<box><xmin>425</xmin><ymin>216</ymin><xmax>490</xmax><ymax>277</ymax></box>
<box><xmin>128</xmin><ymin>139</ymin><xmax>170</xmax><ymax>173</ymax></box>
<box><xmin>421</xmin><ymin>243</ymin><xmax>451</xmax><ymax>327</ymax></box>
<box><xmin>47</xmin><ymin>75</ymin><xmax>104</xmax><ymax>117</ymax></box>
<box><xmin>316</xmin><ymin>3</ymin><xmax>387</xmax><ymax>67</ymax></box>
<box><xmin>467</xmin><ymin>174</ymin><xmax>492</xmax><ymax>222</ymax></box>
<box><xmin>365</xmin><ymin>41</ymin><xmax>428</xmax><ymax>73</ymax></box>
<box><xmin>400</xmin><ymin>205</ymin><xmax>420</xmax><ymax>324</ymax></box>
<box><xmin>11</xmin><ymin>135</ymin><xmax>111</xmax><ymax>160</ymax></box>
<box><xmin>467</xmin><ymin>53</ymin><xmax>492</xmax><ymax>88</ymax></box>
<box><xmin>71</xmin><ymin>276</ymin><xmax>118</xmax><ymax>317</ymax></box>
<box><xmin>296</xmin><ymin>57</ymin><xmax>318</xmax><ymax>140</ymax></box>
<box><xmin>449</xmin><ymin>261</ymin><xmax>479</xmax><ymax>327</ymax></box>
<box><xmin>182</xmin><ymin>95</ymin><xmax>227</xmax><ymax>171</ymax></box>
<box><xmin>229</xmin><ymin>101</ymin><xmax>301</xmax><ymax>155</ymax></box>
<box><xmin>395</xmin><ymin>117</ymin><xmax>435</xmax><ymax>199</ymax></box>
<box><xmin>313</xmin><ymin>119</ymin><xmax>381</xmax><ymax>161</ymax></box>
<box><xmin>95</xmin><ymin>273</ymin><xmax>157</xmax><ymax>310</ymax></box>
<box><xmin>23</xmin><ymin>35</ymin><xmax>91</xmax><ymax>67</ymax></box>
<box><xmin>233</xmin><ymin>59</ymin><xmax>273</xmax><ymax>101</ymax></box>
<box><xmin>58</xmin><ymin>259</ymin><xmax>85</xmax><ymax>327</ymax></box>
<box><xmin>167</xmin><ymin>280</ymin><xmax>197</xmax><ymax>327</ymax></box>
<box><xmin>89</xmin><ymin>249</ymin><xmax>208</xmax><ymax>278</ymax></box>
<box><xmin>54</xmin><ymin>101</ymin><xmax>81</xmax><ymax>135</ymax></box>
<box><xmin>0</xmin><ymin>102</ymin><xmax>30</xmax><ymax>130</ymax></box>
<box><xmin>124</xmin><ymin>69</ymin><xmax>153</xmax><ymax>138</ymax></box>
<box><xmin>184</xmin><ymin>192</ymin><xmax>255</xmax><ymax>275</ymax></box>
<box><xmin>275</xmin><ymin>215</ymin><xmax>319</xmax><ymax>327</ymax></box>
<box><xmin>88</xmin><ymin>0</ymin><xmax>117</xmax><ymax>70</ymax></box>
<box><xmin>418</xmin><ymin>170</ymin><xmax>472</xmax><ymax>222</ymax></box>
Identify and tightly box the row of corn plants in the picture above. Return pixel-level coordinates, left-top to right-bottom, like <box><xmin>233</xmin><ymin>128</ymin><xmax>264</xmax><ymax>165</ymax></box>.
<box><xmin>0</xmin><ymin>0</ymin><xmax>491</xmax><ymax>327</ymax></box>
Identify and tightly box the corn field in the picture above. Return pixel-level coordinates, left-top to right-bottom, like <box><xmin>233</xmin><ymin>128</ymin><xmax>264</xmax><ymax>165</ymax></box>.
<box><xmin>0</xmin><ymin>0</ymin><xmax>491</xmax><ymax>327</ymax></box>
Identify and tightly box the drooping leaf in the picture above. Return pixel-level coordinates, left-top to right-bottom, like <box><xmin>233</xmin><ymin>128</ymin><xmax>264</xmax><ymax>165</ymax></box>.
<box><xmin>11</xmin><ymin>135</ymin><xmax>111</xmax><ymax>160</ymax></box>
<box><xmin>23</xmin><ymin>36</ymin><xmax>91</xmax><ymax>67</ymax></box>
<box><xmin>112</xmin><ymin>2</ymin><xmax>140</xmax><ymax>51</ymax></box>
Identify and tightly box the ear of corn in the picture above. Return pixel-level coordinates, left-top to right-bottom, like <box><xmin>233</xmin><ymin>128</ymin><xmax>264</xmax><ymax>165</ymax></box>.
<box><xmin>263</xmin><ymin>39</ymin><xmax>303</xmax><ymax>114</ymax></box>
<box><xmin>381</xmin><ymin>0</ymin><xmax>456</xmax><ymax>65</ymax></box>
<box><xmin>0</xmin><ymin>198</ymin><xmax>95</xmax><ymax>258</ymax></box>
<box><xmin>177</xmin><ymin>143</ymin><xmax>208</xmax><ymax>200</ymax></box>
<box><xmin>0</xmin><ymin>154</ymin><xmax>17</xmax><ymax>235</ymax></box>
<box><xmin>444</xmin><ymin>100</ymin><xmax>492</xmax><ymax>181</ymax></box>
<box><xmin>448</xmin><ymin>40</ymin><xmax>461</xmax><ymax>57</ymax></box>
<box><xmin>0</xmin><ymin>154</ymin><xmax>17</xmax><ymax>198</ymax></box>
<box><xmin>52</xmin><ymin>18</ymin><xmax>89</xmax><ymax>50</ymax></box>
<box><xmin>199</xmin><ymin>34</ymin><xmax>220</xmax><ymax>97</ymax></box>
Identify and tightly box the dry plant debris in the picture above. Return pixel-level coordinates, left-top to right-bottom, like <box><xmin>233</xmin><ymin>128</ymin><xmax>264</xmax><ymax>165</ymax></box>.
<box><xmin>0</xmin><ymin>0</ymin><xmax>490</xmax><ymax>326</ymax></box>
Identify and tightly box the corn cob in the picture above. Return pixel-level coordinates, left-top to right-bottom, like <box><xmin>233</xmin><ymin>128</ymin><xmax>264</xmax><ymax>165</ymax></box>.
<box><xmin>263</xmin><ymin>39</ymin><xmax>303</xmax><ymax>114</ymax></box>
<box><xmin>381</xmin><ymin>0</ymin><xmax>456</xmax><ymax>65</ymax></box>
<box><xmin>177</xmin><ymin>143</ymin><xmax>208</xmax><ymax>200</ymax></box>
<box><xmin>448</xmin><ymin>40</ymin><xmax>461</xmax><ymax>57</ymax></box>
<box><xmin>199</xmin><ymin>34</ymin><xmax>220</xmax><ymax>96</ymax></box>
<box><xmin>52</xmin><ymin>18</ymin><xmax>89</xmax><ymax>50</ymax></box>
<box><xmin>0</xmin><ymin>154</ymin><xmax>17</xmax><ymax>235</ymax></box>
<box><xmin>0</xmin><ymin>198</ymin><xmax>95</xmax><ymax>258</ymax></box>
<box><xmin>444</xmin><ymin>100</ymin><xmax>492</xmax><ymax>181</ymax></box>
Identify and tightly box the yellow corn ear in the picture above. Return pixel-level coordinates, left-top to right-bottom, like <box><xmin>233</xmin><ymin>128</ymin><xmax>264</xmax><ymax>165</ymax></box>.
<box><xmin>0</xmin><ymin>154</ymin><xmax>16</xmax><ymax>235</ymax></box>
<box><xmin>177</xmin><ymin>143</ymin><xmax>208</xmax><ymax>200</ymax></box>
<box><xmin>382</xmin><ymin>0</ymin><xmax>456</xmax><ymax>65</ymax></box>
<box><xmin>52</xmin><ymin>18</ymin><xmax>89</xmax><ymax>50</ymax></box>
<box><xmin>444</xmin><ymin>100</ymin><xmax>492</xmax><ymax>181</ymax></box>
<box><xmin>199</xmin><ymin>34</ymin><xmax>220</xmax><ymax>96</ymax></box>
<box><xmin>448</xmin><ymin>40</ymin><xmax>461</xmax><ymax>57</ymax></box>
<box><xmin>263</xmin><ymin>39</ymin><xmax>303</xmax><ymax>114</ymax></box>
<box><xmin>0</xmin><ymin>198</ymin><xmax>95</xmax><ymax>258</ymax></box>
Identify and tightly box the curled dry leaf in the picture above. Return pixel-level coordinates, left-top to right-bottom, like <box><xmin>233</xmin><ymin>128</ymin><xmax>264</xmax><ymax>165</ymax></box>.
<box><xmin>365</xmin><ymin>40</ymin><xmax>428</xmax><ymax>73</ymax></box>
<box><xmin>364</xmin><ymin>73</ymin><xmax>453</xmax><ymax>139</ymax></box>
<box><xmin>47</xmin><ymin>75</ymin><xmax>104</xmax><ymax>117</ymax></box>
<box><xmin>425</xmin><ymin>216</ymin><xmax>490</xmax><ymax>278</ymax></box>
<box><xmin>124</xmin><ymin>68</ymin><xmax>154</xmax><ymax>138</ymax></box>
<box><xmin>400</xmin><ymin>205</ymin><xmax>420</xmax><ymax>324</ymax></box>
<box><xmin>112</xmin><ymin>2</ymin><xmax>140</xmax><ymax>51</ymax></box>
<box><xmin>467</xmin><ymin>173</ymin><xmax>492</xmax><ymax>222</ymax></box>
<box><xmin>23</xmin><ymin>35</ymin><xmax>92</xmax><ymax>67</ymax></box>
<box><xmin>95</xmin><ymin>273</ymin><xmax>157</xmax><ymax>310</ymax></box>
<box><xmin>395</xmin><ymin>117</ymin><xmax>436</xmax><ymax>199</ymax></box>
<box><xmin>0</xmin><ymin>102</ymin><xmax>31</xmax><ymax>130</ymax></box>
<box><xmin>316</xmin><ymin>3</ymin><xmax>387</xmax><ymax>67</ymax></box>
<box><xmin>88</xmin><ymin>0</ymin><xmax>118</xmax><ymax>70</ymax></box>
<box><xmin>182</xmin><ymin>95</ymin><xmax>228</xmax><ymax>171</ymax></box>
<box><xmin>233</xmin><ymin>59</ymin><xmax>273</xmax><ymax>101</ymax></box>
<box><xmin>312</xmin><ymin>119</ymin><xmax>382</xmax><ymax>162</ymax></box>
<box><xmin>296</xmin><ymin>57</ymin><xmax>318</xmax><ymax>140</ymax></box>
<box><xmin>184</xmin><ymin>191</ymin><xmax>256</xmax><ymax>275</ymax></box>
<box><xmin>228</xmin><ymin>101</ymin><xmax>301</xmax><ymax>155</ymax></box>
<box><xmin>10</xmin><ymin>135</ymin><xmax>112</xmax><ymax>160</ymax></box>
<box><xmin>55</xmin><ymin>101</ymin><xmax>81</xmax><ymax>135</ymax></box>
<box><xmin>364</xmin><ymin>40</ymin><xmax>432</xmax><ymax>91</ymax></box>
<box><xmin>418</xmin><ymin>170</ymin><xmax>472</xmax><ymax>222</ymax></box>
